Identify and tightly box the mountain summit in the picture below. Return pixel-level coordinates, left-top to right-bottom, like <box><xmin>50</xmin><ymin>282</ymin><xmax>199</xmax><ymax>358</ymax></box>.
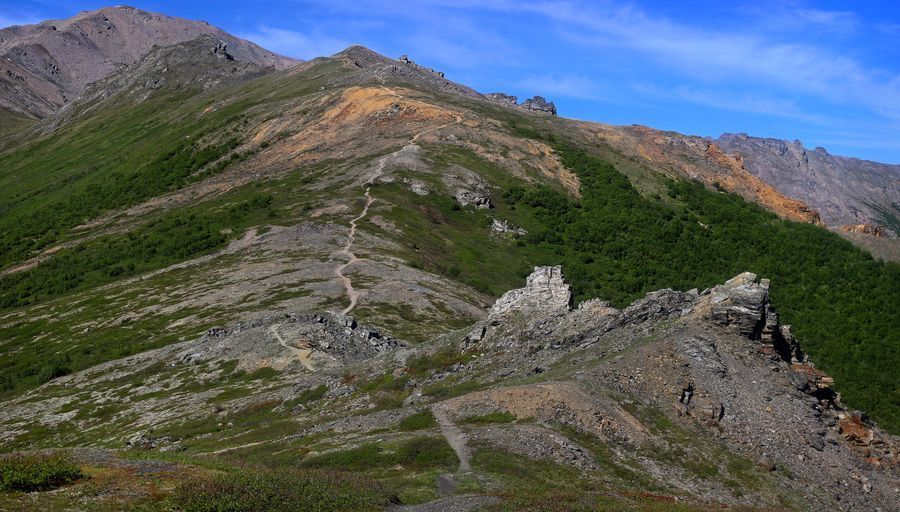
<box><xmin>0</xmin><ymin>5</ymin><xmax>296</xmax><ymax>118</ymax></box>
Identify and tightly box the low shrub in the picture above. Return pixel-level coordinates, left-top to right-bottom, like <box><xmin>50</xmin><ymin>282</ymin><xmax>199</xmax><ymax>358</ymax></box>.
<box><xmin>301</xmin><ymin>436</ymin><xmax>457</xmax><ymax>471</ymax></box>
<box><xmin>0</xmin><ymin>452</ymin><xmax>82</xmax><ymax>493</ymax></box>
<box><xmin>170</xmin><ymin>467</ymin><xmax>393</xmax><ymax>512</ymax></box>
<box><xmin>398</xmin><ymin>410</ymin><xmax>438</xmax><ymax>431</ymax></box>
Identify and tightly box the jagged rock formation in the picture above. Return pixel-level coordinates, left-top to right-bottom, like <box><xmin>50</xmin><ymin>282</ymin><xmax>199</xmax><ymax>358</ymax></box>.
<box><xmin>520</xmin><ymin>95</ymin><xmax>557</xmax><ymax>115</ymax></box>
<box><xmin>716</xmin><ymin>133</ymin><xmax>900</xmax><ymax>234</ymax></box>
<box><xmin>487</xmin><ymin>91</ymin><xmax>557</xmax><ymax>115</ymax></box>
<box><xmin>489</xmin><ymin>266</ymin><xmax>571</xmax><ymax>316</ymax></box>
<box><xmin>459</xmin><ymin>267</ymin><xmax>898</xmax><ymax>509</ymax></box>
<box><xmin>485</xmin><ymin>92</ymin><xmax>517</xmax><ymax>105</ymax></box>
<box><xmin>0</xmin><ymin>5</ymin><xmax>296</xmax><ymax>118</ymax></box>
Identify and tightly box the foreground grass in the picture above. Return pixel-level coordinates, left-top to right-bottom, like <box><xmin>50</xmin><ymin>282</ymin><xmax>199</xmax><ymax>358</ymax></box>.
<box><xmin>0</xmin><ymin>452</ymin><xmax>82</xmax><ymax>493</ymax></box>
<box><xmin>170</xmin><ymin>467</ymin><xmax>394</xmax><ymax>512</ymax></box>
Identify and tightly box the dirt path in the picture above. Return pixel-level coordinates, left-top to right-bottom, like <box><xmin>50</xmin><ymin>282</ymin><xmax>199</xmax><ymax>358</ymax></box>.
<box><xmin>334</xmin><ymin>99</ymin><xmax>463</xmax><ymax>315</ymax></box>
<box><xmin>268</xmin><ymin>324</ymin><xmax>315</xmax><ymax>370</ymax></box>
<box><xmin>431</xmin><ymin>405</ymin><xmax>471</xmax><ymax>495</ymax></box>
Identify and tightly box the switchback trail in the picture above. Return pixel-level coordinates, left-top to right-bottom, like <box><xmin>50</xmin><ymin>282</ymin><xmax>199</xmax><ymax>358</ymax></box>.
<box><xmin>334</xmin><ymin>98</ymin><xmax>462</xmax><ymax>315</ymax></box>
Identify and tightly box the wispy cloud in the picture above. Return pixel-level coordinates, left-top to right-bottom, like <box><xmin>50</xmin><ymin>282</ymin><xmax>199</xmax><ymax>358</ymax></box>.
<box><xmin>494</xmin><ymin>1</ymin><xmax>900</xmax><ymax>120</ymax></box>
<box><xmin>236</xmin><ymin>27</ymin><xmax>349</xmax><ymax>60</ymax></box>
<box><xmin>517</xmin><ymin>74</ymin><xmax>604</xmax><ymax>100</ymax></box>
<box><xmin>877</xmin><ymin>22</ymin><xmax>900</xmax><ymax>37</ymax></box>
<box><xmin>632</xmin><ymin>83</ymin><xmax>824</xmax><ymax>123</ymax></box>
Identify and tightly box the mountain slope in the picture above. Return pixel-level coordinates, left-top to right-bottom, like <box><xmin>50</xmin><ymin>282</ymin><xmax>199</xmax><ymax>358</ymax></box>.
<box><xmin>716</xmin><ymin>133</ymin><xmax>900</xmax><ymax>234</ymax></box>
<box><xmin>0</xmin><ymin>5</ymin><xmax>296</xmax><ymax>118</ymax></box>
<box><xmin>0</xmin><ymin>37</ymin><xmax>897</xmax><ymax>511</ymax></box>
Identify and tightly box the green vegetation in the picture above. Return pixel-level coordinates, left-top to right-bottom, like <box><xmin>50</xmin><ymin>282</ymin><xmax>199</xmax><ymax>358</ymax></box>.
<box><xmin>0</xmin><ymin>194</ymin><xmax>276</xmax><ymax>397</ymax></box>
<box><xmin>301</xmin><ymin>436</ymin><xmax>457</xmax><ymax>472</ymax></box>
<box><xmin>461</xmin><ymin>411</ymin><xmax>517</xmax><ymax>424</ymax></box>
<box><xmin>0</xmin><ymin>108</ymin><xmax>34</xmax><ymax>140</ymax></box>
<box><xmin>404</xmin><ymin>346</ymin><xmax>470</xmax><ymax>377</ymax></box>
<box><xmin>170</xmin><ymin>467</ymin><xmax>393</xmax><ymax>512</ymax></box>
<box><xmin>472</xmin><ymin>448</ymin><xmax>705</xmax><ymax>512</ymax></box>
<box><xmin>0</xmin><ymin>136</ymin><xmax>243</xmax><ymax>269</ymax></box>
<box><xmin>418</xmin><ymin>137</ymin><xmax>899</xmax><ymax>432</ymax></box>
<box><xmin>0</xmin><ymin>452</ymin><xmax>82</xmax><ymax>493</ymax></box>
<box><xmin>398</xmin><ymin>410</ymin><xmax>438</xmax><ymax>431</ymax></box>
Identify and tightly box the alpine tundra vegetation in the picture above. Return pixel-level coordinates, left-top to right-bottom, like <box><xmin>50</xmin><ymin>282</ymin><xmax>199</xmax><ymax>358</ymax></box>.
<box><xmin>0</xmin><ymin>4</ymin><xmax>898</xmax><ymax>512</ymax></box>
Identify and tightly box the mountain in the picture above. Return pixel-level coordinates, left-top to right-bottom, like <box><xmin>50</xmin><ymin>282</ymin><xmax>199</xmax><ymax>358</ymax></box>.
<box><xmin>0</xmin><ymin>15</ymin><xmax>898</xmax><ymax>512</ymax></box>
<box><xmin>0</xmin><ymin>5</ymin><xmax>296</xmax><ymax>118</ymax></box>
<box><xmin>716</xmin><ymin>133</ymin><xmax>900</xmax><ymax>235</ymax></box>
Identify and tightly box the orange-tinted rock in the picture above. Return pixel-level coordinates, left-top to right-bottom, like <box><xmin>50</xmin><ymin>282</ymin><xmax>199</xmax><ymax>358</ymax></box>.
<box><xmin>839</xmin><ymin>224</ymin><xmax>888</xmax><ymax>237</ymax></box>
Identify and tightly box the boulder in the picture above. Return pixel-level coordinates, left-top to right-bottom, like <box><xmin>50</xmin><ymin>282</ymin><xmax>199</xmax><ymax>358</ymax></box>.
<box><xmin>455</xmin><ymin>189</ymin><xmax>493</xmax><ymax>209</ymax></box>
<box><xmin>491</xmin><ymin>218</ymin><xmax>526</xmax><ymax>236</ymax></box>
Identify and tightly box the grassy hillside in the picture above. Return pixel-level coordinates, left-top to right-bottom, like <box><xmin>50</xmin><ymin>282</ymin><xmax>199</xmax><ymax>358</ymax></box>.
<box><xmin>0</xmin><ymin>53</ymin><xmax>896</xmax><ymax>434</ymax></box>
<box><xmin>0</xmin><ymin>108</ymin><xmax>34</xmax><ymax>142</ymax></box>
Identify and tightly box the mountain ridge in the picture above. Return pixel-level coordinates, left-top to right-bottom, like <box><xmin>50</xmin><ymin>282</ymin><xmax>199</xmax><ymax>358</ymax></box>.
<box><xmin>716</xmin><ymin>132</ymin><xmax>900</xmax><ymax>235</ymax></box>
<box><xmin>0</xmin><ymin>5</ymin><xmax>297</xmax><ymax>118</ymax></box>
<box><xmin>0</xmin><ymin>11</ymin><xmax>897</xmax><ymax>511</ymax></box>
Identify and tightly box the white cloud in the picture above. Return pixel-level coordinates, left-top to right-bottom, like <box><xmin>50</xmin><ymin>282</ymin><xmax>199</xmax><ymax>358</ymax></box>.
<box><xmin>517</xmin><ymin>74</ymin><xmax>604</xmax><ymax>100</ymax></box>
<box><xmin>236</xmin><ymin>26</ymin><xmax>349</xmax><ymax>60</ymax></box>
<box><xmin>631</xmin><ymin>83</ymin><xmax>824</xmax><ymax>123</ymax></box>
<box><xmin>877</xmin><ymin>22</ymin><xmax>900</xmax><ymax>37</ymax></box>
<box><xmin>500</xmin><ymin>1</ymin><xmax>900</xmax><ymax>120</ymax></box>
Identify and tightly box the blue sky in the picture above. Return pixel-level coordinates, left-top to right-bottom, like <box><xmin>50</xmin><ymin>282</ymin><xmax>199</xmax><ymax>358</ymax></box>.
<box><xmin>2</xmin><ymin>1</ymin><xmax>900</xmax><ymax>163</ymax></box>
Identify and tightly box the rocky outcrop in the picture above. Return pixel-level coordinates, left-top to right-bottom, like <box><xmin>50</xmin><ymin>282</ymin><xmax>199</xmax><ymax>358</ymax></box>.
<box><xmin>520</xmin><ymin>96</ymin><xmax>557</xmax><ymax>115</ymax></box>
<box><xmin>460</xmin><ymin>268</ymin><xmax>898</xmax><ymax>509</ymax></box>
<box><xmin>489</xmin><ymin>266</ymin><xmax>571</xmax><ymax>316</ymax></box>
<box><xmin>485</xmin><ymin>92</ymin><xmax>557</xmax><ymax>115</ymax></box>
<box><xmin>454</xmin><ymin>189</ymin><xmax>493</xmax><ymax>209</ymax></box>
<box><xmin>490</xmin><ymin>218</ymin><xmax>526</xmax><ymax>236</ymax></box>
<box><xmin>485</xmin><ymin>92</ymin><xmax>517</xmax><ymax>105</ymax></box>
<box><xmin>696</xmin><ymin>272</ymin><xmax>770</xmax><ymax>338</ymax></box>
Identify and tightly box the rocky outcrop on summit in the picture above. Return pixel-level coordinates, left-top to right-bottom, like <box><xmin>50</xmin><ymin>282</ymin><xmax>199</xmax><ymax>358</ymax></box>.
<box><xmin>0</xmin><ymin>5</ymin><xmax>296</xmax><ymax>117</ymax></box>
<box><xmin>695</xmin><ymin>272</ymin><xmax>771</xmax><ymax>338</ymax></box>
<box><xmin>716</xmin><ymin>133</ymin><xmax>900</xmax><ymax>233</ymax></box>
<box><xmin>487</xmin><ymin>92</ymin><xmax>557</xmax><ymax>115</ymax></box>
<box><xmin>485</xmin><ymin>92</ymin><xmax>517</xmax><ymax>105</ymax></box>
<box><xmin>520</xmin><ymin>96</ymin><xmax>557</xmax><ymax>115</ymax></box>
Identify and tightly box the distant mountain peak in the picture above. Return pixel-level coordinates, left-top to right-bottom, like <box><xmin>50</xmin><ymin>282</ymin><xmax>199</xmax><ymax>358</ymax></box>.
<box><xmin>717</xmin><ymin>133</ymin><xmax>900</xmax><ymax>233</ymax></box>
<box><xmin>0</xmin><ymin>5</ymin><xmax>297</xmax><ymax>118</ymax></box>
